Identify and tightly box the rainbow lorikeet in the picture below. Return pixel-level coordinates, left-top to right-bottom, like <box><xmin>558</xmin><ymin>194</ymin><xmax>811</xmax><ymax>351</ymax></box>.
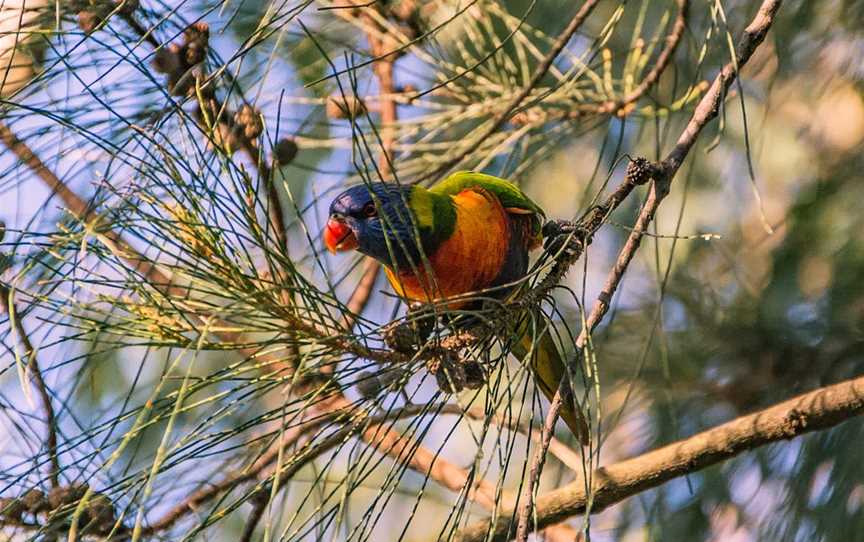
<box><xmin>324</xmin><ymin>171</ymin><xmax>588</xmax><ymax>444</ymax></box>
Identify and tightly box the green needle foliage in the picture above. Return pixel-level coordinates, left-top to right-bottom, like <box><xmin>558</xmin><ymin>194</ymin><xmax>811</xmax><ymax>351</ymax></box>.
<box><xmin>1</xmin><ymin>1</ymin><xmax>863</xmax><ymax>541</ymax></box>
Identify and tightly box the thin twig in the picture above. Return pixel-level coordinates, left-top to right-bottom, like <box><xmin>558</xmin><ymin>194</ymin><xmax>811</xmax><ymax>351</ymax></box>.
<box><xmin>0</xmin><ymin>118</ymin><xmax>407</xmax><ymax>366</ymax></box>
<box><xmin>4</xmin><ymin>5</ymin><xmax>560</xmax><ymax>541</ymax></box>
<box><xmin>145</xmin><ymin>399</ymin><xmax>499</xmax><ymax>535</ymax></box>
<box><xmin>336</xmin><ymin>1</ymin><xmax>404</xmax><ymax>328</ymax></box>
<box><xmin>144</xmin><ymin>396</ymin><xmax>358</xmax><ymax>534</ymax></box>
<box><xmin>0</xmin><ymin>122</ymin><xmax>177</xmax><ymax>294</ymax></box>
<box><xmin>238</xmin><ymin>16</ymin><xmax>402</xmax><ymax>535</ymax></box>
<box><xmin>0</xmin><ymin>90</ymin><xmax>459</xmax><ymax>542</ymax></box>
<box><xmin>515</xmin><ymin>1</ymin><xmax>783</xmax><ymax>539</ymax></box>
<box><xmin>341</xmin><ymin>257</ymin><xmax>381</xmax><ymax>329</ymax></box>
<box><xmin>238</xmin><ymin>494</ymin><xmax>268</xmax><ymax>542</ymax></box>
<box><xmin>507</xmin><ymin>0</ymin><xmax>691</xmax><ymax>127</ymax></box>
<box><xmin>0</xmin><ymin>285</ymin><xmax>60</xmax><ymax>487</ymax></box>
<box><xmin>421</xmin><ymin>0</ymin><xmax>600</xmax><ymax>181</ymax></box>
<box><xmin>597</xmin><ymin>0</ymin><xmax>690</xmax><ymax>116</ymax></box>
<box><xmin>144</xmin><ymin>400</ymin><xmax>496</xmax><ymax>535</ymax></box>
<box><xmin>144</xmin><ymin>397</ymin><xmax>585</xmax><ymax>538</ymax></box>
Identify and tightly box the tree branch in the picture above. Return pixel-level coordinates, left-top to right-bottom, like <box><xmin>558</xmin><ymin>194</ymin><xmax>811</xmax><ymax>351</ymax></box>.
<box><xmin>515</xmin><ymin>0</ymin><xmax>783</xmax><ymax>539</ymax></box>
<box><xmin>0</xmin><ymin>115</ymin><xmax>409</xmax><ymax>366</ymax></box>
<box><xmin>145</xmin><ymin>400</ymin><xmax>509</xmax><ymax>536</ymax></box>
<box><xmin>510</xmin><ymin>0</ymin><xmax>693</xmax><ymax>126</ymax></box>
<box><xmin>584</xmin><ymin>0</ymin><xmax>784</xmax><ymax>345</ymax></box>
<box><xmin>0</xmin><ymin>285</ymin><xmax>60</xmax><ymax>487</ymax></box>
<box><xmin>459</xmin><ymin>372</ymin><xmax>864</xmax><ymax>542</ymax></box>
<box><xmin>0</xmin><ymin>106</ymin><xmax>491</xmax><ymax>542</ymax></box>
<box><xmin>0</xmin><ymin>121</ymin><xmax>178</xmax><ymax>296</ymax></box>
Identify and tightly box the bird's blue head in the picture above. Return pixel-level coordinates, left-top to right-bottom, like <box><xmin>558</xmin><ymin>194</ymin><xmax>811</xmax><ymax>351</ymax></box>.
<box><xmin>324</xmin><ymin>182</ymin><xmax>426</xmax><ymax>269</ymax></box>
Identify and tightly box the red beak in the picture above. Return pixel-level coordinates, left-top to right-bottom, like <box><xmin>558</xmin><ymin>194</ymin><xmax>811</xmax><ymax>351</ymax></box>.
<box><xmin>323</xmin><ymin>217</ymin><xmax>358</xmax><ymax>254</ymax></box>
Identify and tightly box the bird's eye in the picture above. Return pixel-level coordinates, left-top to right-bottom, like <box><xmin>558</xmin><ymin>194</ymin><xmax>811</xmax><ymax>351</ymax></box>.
<box><xmin>362</xmin><ymin>202</ymin><xmax>378</xmax><ymax>217</ymax></box>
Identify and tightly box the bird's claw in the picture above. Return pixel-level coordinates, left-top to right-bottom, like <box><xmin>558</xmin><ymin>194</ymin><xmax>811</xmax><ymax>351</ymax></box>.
<box><xmin>542</xmin><ymin>219</ymin><xmax>586</xmax><ymax>253</ymax></box>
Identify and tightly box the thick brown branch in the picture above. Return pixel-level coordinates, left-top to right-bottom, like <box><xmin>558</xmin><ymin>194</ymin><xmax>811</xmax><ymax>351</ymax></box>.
<box><xmin>459</xmin><ymin>373</ymin><xmax>864</xmax><ymax>542</ymax></box>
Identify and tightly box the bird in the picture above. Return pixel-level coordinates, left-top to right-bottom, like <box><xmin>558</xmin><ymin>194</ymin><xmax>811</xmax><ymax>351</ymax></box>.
<box><xmin>324</xmin><ymin>171</ymin><xmax>589</xmax><ymax>444</ymax></box>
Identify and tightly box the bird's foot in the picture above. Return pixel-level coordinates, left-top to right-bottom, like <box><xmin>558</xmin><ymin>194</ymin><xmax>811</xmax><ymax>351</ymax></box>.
<box><xmin>542</xmin><ymin>219</ymin><xmax>587</xmax><ymax>253</ymax></box>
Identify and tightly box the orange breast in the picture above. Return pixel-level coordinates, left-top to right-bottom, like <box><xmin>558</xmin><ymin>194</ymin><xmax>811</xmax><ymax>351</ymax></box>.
<box><xmin>384</xmin><ymin>189</ymin><xmax>510</xmax><ymax>308</ymax></box>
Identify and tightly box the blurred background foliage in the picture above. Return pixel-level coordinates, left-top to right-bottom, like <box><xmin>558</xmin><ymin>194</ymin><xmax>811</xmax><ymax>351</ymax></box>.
<box><xmin>0</xmin><ymin>0</ymin><xmax>863</xmax><ymax>541</ymax></box>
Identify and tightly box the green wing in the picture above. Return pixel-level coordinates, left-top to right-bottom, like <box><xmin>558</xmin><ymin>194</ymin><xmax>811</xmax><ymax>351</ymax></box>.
<box><xmin>430</xmin><ymin>171</ymin><xmax>546</xmax><ymax>218</ymax></box>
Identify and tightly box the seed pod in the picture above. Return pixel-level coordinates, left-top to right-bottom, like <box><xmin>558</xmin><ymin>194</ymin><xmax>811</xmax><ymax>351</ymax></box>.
<box><xmin>48</xmin><ymin>484</ymin><xmax>88</xmax><ymax>510</ymax></box>
<box><xmin>625</xmin><ymin>157</ymin><xmax>659</xmax><ymax>186</ymax></box>
<box><xmin>428</xmin><ymin>350</ymin><xmax>465</xmax><ymax>394</ymax></box>
<box><xmin>355</xmin><ymin>371</ymin><xmax>383</xmax><ymax>398</ymax></box>
<box><xmin>383</xmin><ymin>320</ymin><xmax>418</xmax><ymax>354</ymax></box>
<box><xmin>0</xmin><ymin>497</ymin><xmax>24</xmax><ymax>521</ymax></box>
<box><xmin>152</xmin><ymin>47</ymin><xmax>181</xmax><ymax>76</ymax></box>
<box><xmin>20</xmin><ymin>488</ymin><xmax>47</xmax><ymax>513</ymax></box>
<box><xmin>384</xmin><ymin>304</ymin><xmax>436</xmax><ymax>355</ymax></box>
<box><xmin>273</xmin><ymin>137</ymin><xmax>298</xmax><ymax>166</ymax></box>
<box><xmin>463</xmin><ymin>359</ymin><xmax>485</xmax><ymax>389</ymax></box>
<box><xmin>326</xmin><ymin>95</ymin><xmax>366</xmax><ymax>119</ymax></box>
<box><xmin>183</xmin><ymin>23</ymin><xmax>210</xmax><ymax>66</ymax></box>
<box><xmin>234</xmin><ymin>104</ymin><xmax>263</xmax><ymax>140</ymax></box>
<box><xmin>83</xmin><ymin>493</ymin><xmax>115</xmax><ymax>534</ymax></box>
<box><xmin>356</xmin><ymin>368</ymin><xmax>405</xmax><ymax>398</ymax></box>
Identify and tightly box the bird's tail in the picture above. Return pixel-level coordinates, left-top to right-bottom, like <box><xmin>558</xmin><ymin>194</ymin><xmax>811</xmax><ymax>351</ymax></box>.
<box><xmin>511</xmin><ymin>318</ymin><xmax>590</xmax><ymax>446</ymax></box>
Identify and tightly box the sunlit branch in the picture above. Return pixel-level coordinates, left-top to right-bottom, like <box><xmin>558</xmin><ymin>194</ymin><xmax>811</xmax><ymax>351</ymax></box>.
<box><xmin>515</xmin><ymin>1</ymin><xmax>784</xmax><ymax>540</ymax></box>
<box><xmin>460</xmin><ymin>370</ymin><xmax>864</xmax><ymax>542</ymax></box>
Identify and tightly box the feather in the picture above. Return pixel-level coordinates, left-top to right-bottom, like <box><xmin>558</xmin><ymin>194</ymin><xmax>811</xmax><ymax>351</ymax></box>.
<box><xmin>386</xmin><ymin>188</ymin><xmax>511</xmax><ymax>307</ymax></box>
